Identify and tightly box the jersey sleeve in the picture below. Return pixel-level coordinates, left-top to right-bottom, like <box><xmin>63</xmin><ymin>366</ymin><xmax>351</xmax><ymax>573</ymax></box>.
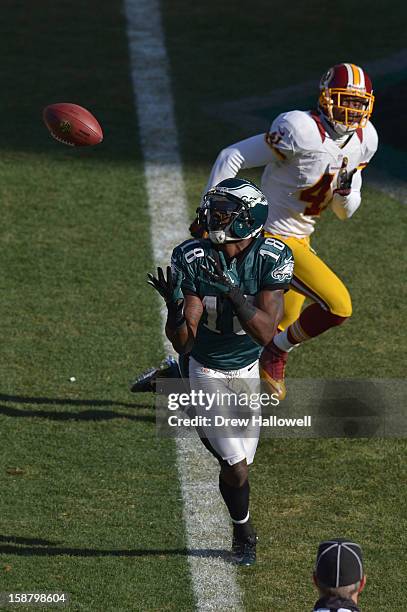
<box><xmin>330</xmin><ymin>170</ymin><xmax>362</xmax><ymax>220</ymax></box>
<box><xmin>203</xmin><ymin>113</ymin><xmax>302</xmax><ymax>197</ymax></box>
<box><xmin>171</xmin><ymin>241</ymin><xmax>202</xmax><ymax>295</ymax></box>
<box><xmin>204</xmin><ymin>133</ymin><xmax>275</xmax><ymax>193</ymax></box>
<box><xmin>258</xmin><ymin>238</ymin><xmax>294</xmax><ymax>291</ymax></box>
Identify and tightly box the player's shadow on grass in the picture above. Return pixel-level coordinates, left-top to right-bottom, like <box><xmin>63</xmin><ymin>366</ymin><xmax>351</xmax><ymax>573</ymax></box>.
<box><xmin>0</xmin><ymin>394</ymin><xmax>155</xmax><ymax>422</ymax></box>
<box><xmin>0</xmin><ymin>536</ymin><xmax>229</xmax><ymax>560</ymax></box>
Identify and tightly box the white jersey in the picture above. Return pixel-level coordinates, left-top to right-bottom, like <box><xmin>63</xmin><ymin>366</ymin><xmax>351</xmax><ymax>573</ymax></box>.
<box><xmin>205</xmin><ymin>110</ymin><xmax>378</xmax><ymax>238</ymax></box>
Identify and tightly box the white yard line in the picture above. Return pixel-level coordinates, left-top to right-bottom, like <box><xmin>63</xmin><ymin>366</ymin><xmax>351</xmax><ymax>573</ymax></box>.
<box><xmin>123</xmin><ymin>1</ymin><xmax>244</xmax><ymax>610</ymax></box>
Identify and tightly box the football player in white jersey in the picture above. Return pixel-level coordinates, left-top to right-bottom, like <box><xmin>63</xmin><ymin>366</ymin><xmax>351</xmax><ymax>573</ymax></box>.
<box><xmin>200</xmin><ymin>63</ymin><xmax>378</xmax><ymax>399</ymax></box>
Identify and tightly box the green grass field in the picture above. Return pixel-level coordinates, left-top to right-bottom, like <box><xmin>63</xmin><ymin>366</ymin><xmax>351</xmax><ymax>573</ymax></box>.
<box><xmin>0</xmin><ymin>0</ymin><xmax>406</xmax><ymax>610</ymax></box>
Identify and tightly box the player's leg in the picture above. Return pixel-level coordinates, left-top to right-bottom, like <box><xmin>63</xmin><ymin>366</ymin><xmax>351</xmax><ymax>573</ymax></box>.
<box><xmin>277</xmin><ymin>284</ymin><xmax>306</xmax><ymax>331</ymax></box>
<box><xmin>265</xmin><ymin>288</ymin><xmax>306</xmax><ymax>397</ymax></box>
<box><xmin>189</xmin><ymin>356</ymin><xmax>259</xmax><ymax>565</ymax></box>
<box><xmin>276</xmin><ymin>243</ymin><xmax>351</xmax><ymax>343</ymax></box>
<box><xmin>261</xmin><ymin>235</ymin><xmax>351</xmax><ymax>399</ymax></box>
<box><xmin>220</xmin><ymin>362</ymin><xmax>261</xmax><ymax>564</ymax></box>
<box><xmin>219</xmin><ymin>458</ymin><xmax>257</xmax><ymax>565</ymax></box>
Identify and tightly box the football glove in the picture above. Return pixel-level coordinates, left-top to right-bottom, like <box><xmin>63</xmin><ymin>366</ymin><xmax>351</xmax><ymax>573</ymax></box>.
<box><xmin>333</xmin><ymin>157</ymin><xmax>357</xmax><ymax>197</ymax></box>
<box><xmin>200</xmin><ymin>252</ymin><xmax>239</xmax><ymax>295</ymax></box>
<box><xmin>147</xmin><ymin>265</ymin><xmax>183</xmax><ymax>304</ymax></box>
<box><xmin>200</xmin><ymin>252</ymin><xmax>256</xmax><ymax>322</ymax></box>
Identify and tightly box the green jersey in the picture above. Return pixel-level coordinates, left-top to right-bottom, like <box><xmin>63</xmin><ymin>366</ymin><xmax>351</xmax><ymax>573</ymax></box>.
<box><xmin>172</xmin><ymin>237</ymin><xmax>294</xmax><ymax>370</ymax></box>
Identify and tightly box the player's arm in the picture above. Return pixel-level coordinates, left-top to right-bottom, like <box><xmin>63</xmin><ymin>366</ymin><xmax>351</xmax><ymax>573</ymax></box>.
<box><xmin>199</xmin><ymin>252</ymin><xmax>287</xmax><ymax>346</ymax></box>
<box><xmin>204</xmin><ymin>134</ymin><xmax>275</xmax><ymax>193</ymax></box>
<box><xmin>147</xmin><ymin>244</ymin><xmax>204</xmax><ymax>353</ymax></box>
<box><xmin>221</xmin><ymin>288</ymin><xmax>285</xmax><ymax>346</ymax></box>
<box><xmin>146</xmin><ymin>264</ymin><xmax>199</xmax><ymax>354</ymax></box>
<box><xmin>330</xmin><ymin>123</ymin><xmax>378</xmax><ymax>221</ymax></box>
<box><xmin>201</xmin><ymin>268</ymin><xmax>284</xmax><ymax>346</ymax></box>
<box><xmin>166</xmin><ymin>294</ymin><xmax>203</xmax><ymax>354</ymax></box>
<box><xmin>244</xmin><ymin>289</ymin><xmax>285</xmax><ymax>345</ymax></box>
<box><xmin>240</xmin><ymin>237</ymin><xmax>293</xmax><ymax>344</ymax></box>
<box><xmin>204</xmin><ymin>115</ymin><xmax>296</xmax><ymax>193</ymax></box>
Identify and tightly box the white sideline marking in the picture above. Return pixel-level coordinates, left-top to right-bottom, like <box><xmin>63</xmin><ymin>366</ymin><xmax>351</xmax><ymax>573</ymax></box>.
<box><xmin>123</xmin><ymin>1</ymin><xmax>244</xmax><ymax>610</ymax></box>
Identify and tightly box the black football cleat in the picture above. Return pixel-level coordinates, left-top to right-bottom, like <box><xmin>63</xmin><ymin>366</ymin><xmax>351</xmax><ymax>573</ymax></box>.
<box><xmin>130</xmin><ymin>356</ymin><xmax>180</xmax><ymax>393</ymax></box>
<box><xmin>130</xmin><ymin>366</ymin><xmax>160</xmax><ymax>393</ymax></box>
<box><xmin>231</xmin><ymin>533</ymin><xmax>257</xmax><ymax>566</ymax></box>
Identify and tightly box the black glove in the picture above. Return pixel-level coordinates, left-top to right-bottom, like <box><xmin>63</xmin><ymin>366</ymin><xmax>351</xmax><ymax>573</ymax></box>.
<box><xmin>200</xmin><ymin>254</ymin><xmax>256</xmax><ymax>323</ymax></box>
<box><xmin>199</xmin><ymin>253</ymin><xmax>239</xmax><ymax>295</ymax></box>
<box><xmin>334</xmin><ymin>157</ymin><xmax>357</xmax><ymax>197</ymax></box>
<box><xmin>147</xmin><ymin>266</ymin><xmax>183</xmax><ymax>304</ymax></box>
<box><xmin>147</xmin><ymin>266</ymin><xmax>185</xmax><ymax>328</ymax></box>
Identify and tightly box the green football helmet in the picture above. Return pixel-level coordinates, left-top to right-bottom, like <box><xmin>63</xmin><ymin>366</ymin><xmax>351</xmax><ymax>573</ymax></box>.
<box><xmin>202</xmin><ymin>178</ymin><xmax>269</xmax><ymax>244</ymax></box>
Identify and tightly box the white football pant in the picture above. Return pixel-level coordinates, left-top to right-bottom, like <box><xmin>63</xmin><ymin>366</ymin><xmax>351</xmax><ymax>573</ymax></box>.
<box><xmin>189</xmin><ymin>355</ymin><xmax>261</xmax><ymax>466</ymax></box>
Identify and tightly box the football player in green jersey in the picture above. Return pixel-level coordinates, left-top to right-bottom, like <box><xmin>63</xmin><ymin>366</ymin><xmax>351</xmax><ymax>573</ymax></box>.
<box><xmin>148</xmin><ymin>178</ymin><xmax>294</xmax><ymax>565</ymax></box>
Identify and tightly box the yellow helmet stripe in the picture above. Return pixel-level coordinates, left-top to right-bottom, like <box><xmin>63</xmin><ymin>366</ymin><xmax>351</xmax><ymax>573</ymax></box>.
<box><xmin>350</xmin><ymin>63</ymin><xmax>361</xmax><ymax>86</ymax></box>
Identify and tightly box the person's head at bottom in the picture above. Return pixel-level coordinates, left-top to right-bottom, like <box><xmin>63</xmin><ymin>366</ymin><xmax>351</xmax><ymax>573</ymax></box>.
<box><xmin>313</xmin><ymin>539</ymin><xmax>366</xmax><ymax>610</ymax></box>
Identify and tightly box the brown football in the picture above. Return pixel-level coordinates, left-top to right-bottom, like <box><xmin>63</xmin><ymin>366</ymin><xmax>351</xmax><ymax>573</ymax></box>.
<box><xmin>42</xmin><ymin>103</ymin><xmax>103</xmax><ymax>146</ymax></box>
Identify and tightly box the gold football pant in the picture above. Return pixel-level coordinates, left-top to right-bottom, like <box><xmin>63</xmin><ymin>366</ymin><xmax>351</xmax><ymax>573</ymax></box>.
<box><xmin>264</xmin><ymin>234</ymin><xmax>352</xmax><ymax>331</ymax></box>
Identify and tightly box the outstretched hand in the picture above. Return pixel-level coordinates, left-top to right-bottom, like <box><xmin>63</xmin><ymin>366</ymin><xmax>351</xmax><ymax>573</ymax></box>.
<box><xmin>147</xmin><ymin>265</ymin><xmax>183</xmax><ymax>304</ymax></box>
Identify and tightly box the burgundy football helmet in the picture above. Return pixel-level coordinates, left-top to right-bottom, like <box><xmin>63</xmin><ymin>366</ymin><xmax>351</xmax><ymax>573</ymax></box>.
<box><xmin>319</xmin><ymin>63</ymin><xmax>375</xmax><ymax>134</ymax></box>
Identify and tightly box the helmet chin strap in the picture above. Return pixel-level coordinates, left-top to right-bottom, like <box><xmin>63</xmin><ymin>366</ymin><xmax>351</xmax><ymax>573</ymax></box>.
<box><xmin>208</xmin><ymin>230</ymin><xmax>241</xmax><ymax>244</ymax></box>
<box><xmin>209</xmin><ymin>229</ymin><xmax>226</xmax><ymax>243</ymax></box>
<box><xmin>208</xmin><ymin>225</ymin><xmax>262</xmax><ymax>244</ymax></box>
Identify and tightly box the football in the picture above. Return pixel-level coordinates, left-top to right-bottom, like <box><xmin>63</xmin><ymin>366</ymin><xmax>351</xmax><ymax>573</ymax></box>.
<box><xmin>42</xmin><ymin>103</ymin><xmax>103</xmax><ymax>146</ymax></box>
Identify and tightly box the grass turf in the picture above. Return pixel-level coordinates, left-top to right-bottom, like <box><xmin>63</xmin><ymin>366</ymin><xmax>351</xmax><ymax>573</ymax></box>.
<box><xmin>248</xmin><ymin>438</ymin><xmax>407</xmax><ymax>610</ymax></box>
<box><xmin>0</xmin><ymin>1</ymin><xmax>194</xmax><ymax>610</ymax></box>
